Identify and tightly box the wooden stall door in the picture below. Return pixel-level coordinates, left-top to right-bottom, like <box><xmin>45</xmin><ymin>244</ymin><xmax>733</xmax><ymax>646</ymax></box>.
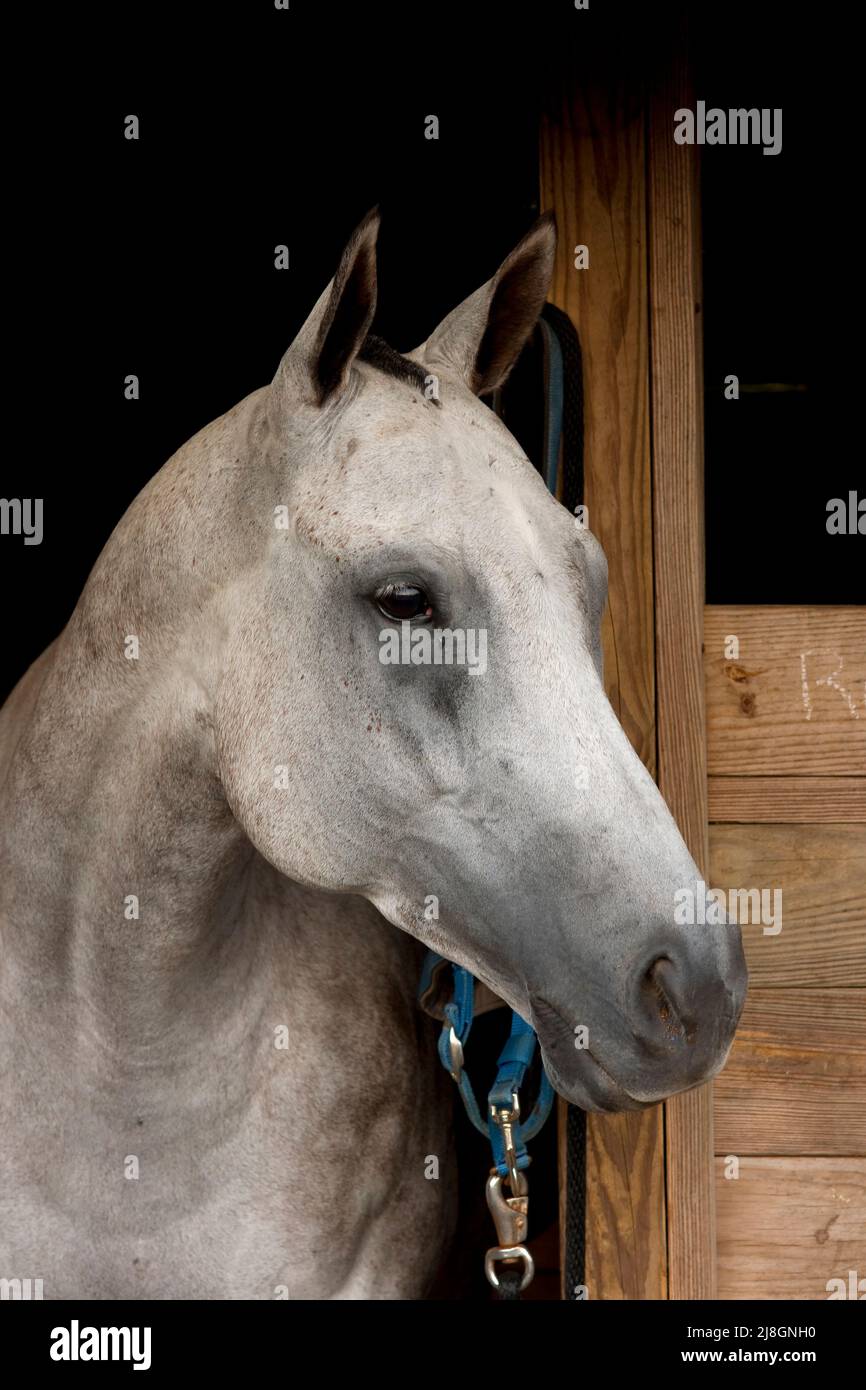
<box><xmin>706</xmin><ymin>608</ymin><xmax>866</xmax><ymax>1298</ymax></box>
<box><xmin>543</xmin><ymin>17</ymin><xmax>864</xmax><ymax>1303</ymax></box>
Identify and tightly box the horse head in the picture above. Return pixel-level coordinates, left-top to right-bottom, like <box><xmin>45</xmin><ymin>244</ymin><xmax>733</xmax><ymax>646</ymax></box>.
<box><xmin>216</xmin><ymin>209</ymin><xmax>747</xmax><ymax>1111</ymax></box>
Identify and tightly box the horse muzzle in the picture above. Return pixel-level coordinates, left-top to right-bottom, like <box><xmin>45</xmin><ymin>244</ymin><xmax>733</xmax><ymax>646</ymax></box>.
<box><xmin>529</xmin><ymin>933</ymin><xmax>748</xmax><ymax>1112</ymax></box>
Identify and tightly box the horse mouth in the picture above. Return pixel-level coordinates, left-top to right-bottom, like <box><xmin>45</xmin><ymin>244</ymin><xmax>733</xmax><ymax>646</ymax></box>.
<box><xmin>530</xmin><ymin>996</ymin><xmax>651</xmax><ymax>1113</ymax></box>
<box><xmin>540</xmin><ymin>1039</ymin><xmax>652</xmax><ymax>1113</ymax></box>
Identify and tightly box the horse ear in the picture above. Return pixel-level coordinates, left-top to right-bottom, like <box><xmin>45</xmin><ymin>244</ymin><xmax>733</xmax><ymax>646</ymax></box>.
<box><xmin>419</xmin><ymin>213</ymin><xmax>556</xmax><ymax>396</ymax></box>
<box><xmin>275</xmin><ymin>207</ymin><xmax>379</xmax><ymax>407</ymax></box>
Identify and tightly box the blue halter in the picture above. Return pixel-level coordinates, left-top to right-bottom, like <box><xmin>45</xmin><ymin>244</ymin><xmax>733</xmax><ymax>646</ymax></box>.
<box><xmin>418</xmin><ymin>952</ymin><xmax>555</xmax><ymax>1180</ymax></box>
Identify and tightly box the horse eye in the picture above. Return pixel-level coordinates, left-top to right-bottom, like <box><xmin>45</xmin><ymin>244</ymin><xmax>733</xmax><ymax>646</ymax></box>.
<box><xmin>374</xmin><ymin>582</ymin><xmax>434</xmax><ymax>623</ymax></box>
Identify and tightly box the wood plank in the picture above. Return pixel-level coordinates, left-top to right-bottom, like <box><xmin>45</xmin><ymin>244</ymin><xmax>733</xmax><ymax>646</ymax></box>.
<box><xmin>584</xmin><ymin>1108</ymin><xmax>668</xmax><ymax>1300</ymax></box>
<box><xmin>709</xmin><ymin>824</ymin><xmax>866</xmax><ymax>987</ymax></box>
<box><xmin>666</xmin><ymin>1086</ymin><xmax>717</xmax><ymax>1299</ymax></box>
<box><xmin>541</xmin><ymin>60</ymin><xmax>664</xmax><ymax>1302</ymax></box>
<box><xmin>715</xmin><ymin>989</ymin><xmax>866</xmax><ymax>1155</ymax></box>
<box><xmin>708</xmin><ymin>776</ymin><xmax>866</xmax><ymax>823</ymax></box>
<box><xmin>557</xmin><ymin>1093</ymin><xmax>667</xmax><ymax>1303</ymax></box>
<box><xmin>648</xmin><ymin>42</ymin><xmax>716</xmax><ymax>1299</ymax></box>
<box><xmin>539</xmin><ymin>78</ymin><xmax>654</xmax><ymax>773</ymax></box>
<box><xmin>705</xmin><ymin>606</ymin><xmax>866</xmax><ymax>775</ymax></box>
<box><xmin>716</xmin><ymin>1157</ymin><xmax>866</xmax><ymax>1300</ymax></box>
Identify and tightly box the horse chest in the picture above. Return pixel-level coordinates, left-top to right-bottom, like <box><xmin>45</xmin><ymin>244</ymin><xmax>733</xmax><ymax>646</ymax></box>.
<box><xmin>0</xmin><ymin>922</ymin><xmax>456</xmax><ymax>1299</ymax></box>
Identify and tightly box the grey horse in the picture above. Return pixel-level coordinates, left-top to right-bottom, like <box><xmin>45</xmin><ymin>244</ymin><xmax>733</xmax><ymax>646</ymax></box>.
<box><xmin>0</xmin><ymin>211</ymin><xmax>746</xmax><ymax>1299</ymax></box>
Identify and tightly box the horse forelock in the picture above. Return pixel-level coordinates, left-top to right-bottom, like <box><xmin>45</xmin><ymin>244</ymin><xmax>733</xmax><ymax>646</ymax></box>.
<box><xmin>357</xmin><ymin>334</ymin><xmax>432</xmax><ymax>396</ymax></box>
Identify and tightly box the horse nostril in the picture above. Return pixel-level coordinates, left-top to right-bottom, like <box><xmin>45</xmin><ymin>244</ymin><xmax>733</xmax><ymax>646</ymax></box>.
<box><xmin>629</xmin><ymin>944</ymin><xmax>743</xmax><ymax>1075</ymax></box>
<box><xmin>642</xmin><ymin>957</ymin><xmax>692</xmax><ymax>1043</ymax></box>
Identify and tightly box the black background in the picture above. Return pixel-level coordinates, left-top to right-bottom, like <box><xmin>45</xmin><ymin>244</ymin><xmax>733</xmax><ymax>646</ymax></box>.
<box><xmin>698</xmin><ymin>13</ymin><xmax>862</xmax><ymax>605</ymax></box>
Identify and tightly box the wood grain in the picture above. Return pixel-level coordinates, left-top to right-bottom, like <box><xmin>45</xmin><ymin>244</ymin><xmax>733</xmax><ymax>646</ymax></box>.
<box><xmin>716</xmin><ymin>1157</ymin><xmax>866</xmax><ymax>1300</ymax></box>
<box><xmin>708</xmin><ymin>776</ymin><xmax>866</xmax><ymax>823</ymax></box>
<box><xmin>584</xmin><ymin>1108</ymin><xmax>668</xmax><ymax>1300</ymax></box>
<box><xmin>648</xmin><ymin>48</ymin><xmax>716</xmax><ymax>1298</ymax></box>
<box><xmin>709</xmin><ymin>823</ymin><xmax>866</xmax><ymax>986</ymax></box>
<box><xmin>715</xmin><ymin>989</ymin><xmax>866</xmax><ymax>1155</ymax></box>
<box><xmin>666</xmin><ymin>1084</ymin><xmax>717</xmax><ymax>1300</ymax></box>
<box><xmin>705</xmin><ymin>606</ymin><xmax>866</xmax><ymax>775</ymax></box>
<box><xmin>539</xmin><ymin>83</ymin><xmax>654</xmax><ymax>774</ymax></box>
<box><xmin>541</xmin><ymin>69</ymin><xmax>664</xmax><ymax>1301</ymax></box>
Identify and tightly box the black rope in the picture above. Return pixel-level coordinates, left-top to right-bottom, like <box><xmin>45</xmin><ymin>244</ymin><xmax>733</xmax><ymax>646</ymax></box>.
<box><xmin>564</xmin><ymin>1103</ymin><xmax>587</xmax><ymax>1298</ymax></box>
<box><xmin>495</xmin><ymin>1268</ymin><xmax>525</xmax><ymax>1301</ymax></box>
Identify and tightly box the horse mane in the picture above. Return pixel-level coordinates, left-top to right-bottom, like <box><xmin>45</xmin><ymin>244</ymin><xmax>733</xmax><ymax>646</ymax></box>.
<box><xmin>358</xmin><ymin>334</ymin><xmax>431</xmax><ymax>394</ymax></box>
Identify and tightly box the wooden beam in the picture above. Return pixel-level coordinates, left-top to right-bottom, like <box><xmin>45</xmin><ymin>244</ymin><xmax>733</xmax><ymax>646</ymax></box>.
<box><xmin>648</xmin><ymin>44</ymin><xmax>716</xmax><ymax>1298</ymax></box>
<box><xmin>541</xmin><ymin>68</ymin><xmax>664</xmax><ymax>1300</ymax></box>
<box><xmin>708</xmin><ymin>775</ymin><xmax>866</xmax><ymax>823</ymax></box>
<box><xmin>705</xmin><ymin>606</ymin><xmax>866</xmax><ymax>775</ymax></box>
<box><xmin>715</xmin><ymin>989</ymin><xmax>866</xmax><ymax>1155</ymax></box>
<box><xmin>539</xmin><ymin>86</ymin><xmax>655</xmax><ymax>771</ymax></box>
<box><xmin>585</xmin><ymin>1104</ymin><xmax>667</xmax><ymax>1300</ymax></box>
<box><xmin>716</xmin><ymin>1157</ymin><xmax>866</xmax><ymax>1299</ymax></box>
<box><xmin>709</xmin><ymin>823</ymin><xmax>866</xmax><ymax>987</ymax></box>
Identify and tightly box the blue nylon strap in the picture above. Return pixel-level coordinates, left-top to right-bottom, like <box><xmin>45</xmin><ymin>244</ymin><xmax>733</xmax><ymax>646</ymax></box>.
<box><xmin>422</xmin><ymin>952</ymin><xmax>555</xmax><ymax>1177</ymax></box>
<box><xmin>538</xmin><ymin>317</ymin><xmax>564</xmax><ymax>495</ymax></box>
<box><xmin>416</xmin><ymin>949</ymin><xmax>445</xmax><ymax>1005</ymax></box>
<box><xmin>435</xmin><ymin>964</ymin><xmax>491</xmax><ymax>1136</ymax></box>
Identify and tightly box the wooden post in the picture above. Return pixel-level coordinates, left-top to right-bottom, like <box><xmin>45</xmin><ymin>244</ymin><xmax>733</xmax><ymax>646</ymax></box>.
<box><xmin>648</xmin><ymin>39</ymin><xmax>716</xmax><ymax>1298</ymax></box>
<box><xmin>541</xmin><ymin>76</ymin><xmax>667</xmax><ymax>1301</ymax></box>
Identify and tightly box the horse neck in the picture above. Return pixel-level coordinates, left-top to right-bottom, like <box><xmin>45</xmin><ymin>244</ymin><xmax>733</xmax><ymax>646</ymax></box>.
<box><xmin>0</xmin><ymin>390</ymin><xmax>274</xmax><ymax>1021</ymax></box>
